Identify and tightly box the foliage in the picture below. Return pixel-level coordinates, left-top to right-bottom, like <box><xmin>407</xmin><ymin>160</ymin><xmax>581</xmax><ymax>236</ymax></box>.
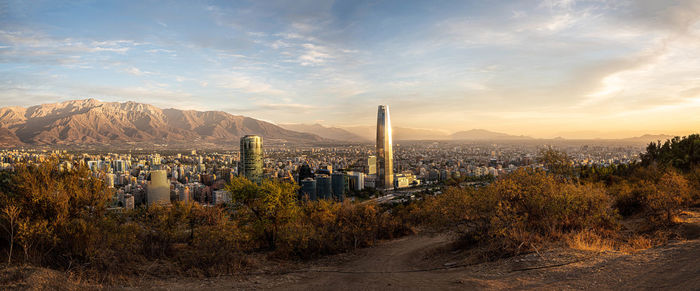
<box><xmin>226</xmin><ymin>176</ymin><xmax>300</xmax><ymax>250</ymax></box>
<box><xmin>0</xmin><ymin>161</ymin><xmax>113</xmax><ymax>267</ymax></box>
<box><xmin>0</xmin><ymin>162</ymin><xmax>412</xmax><ymax>282</ymax></box>
<box><xmin>641</xmin><ymin>134</ymin><xmax>700</xmax><ymax>171</ymax></box>
<box><xmin>416</xmin><ymin>168</ymin><xmax>618</xmax><ymax>257</ymax></box>
<box><xmin>538</xmin><ymin>148</ymin><xmax>574</xmax><ymax>177</ymax></box>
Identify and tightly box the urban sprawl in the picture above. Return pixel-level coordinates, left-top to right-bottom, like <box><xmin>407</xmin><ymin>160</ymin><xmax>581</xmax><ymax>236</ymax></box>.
<box><xmin>0</xmin><ymin>106</ymin><xmax>644</xmax><ymax>209</ymax></box>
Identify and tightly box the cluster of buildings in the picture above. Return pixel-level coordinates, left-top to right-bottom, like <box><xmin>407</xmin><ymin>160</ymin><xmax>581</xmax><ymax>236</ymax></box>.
<box><xmin>0</xmin><ymin>105</ymin><xmax>648</xmax><ymax>209</ymax></box>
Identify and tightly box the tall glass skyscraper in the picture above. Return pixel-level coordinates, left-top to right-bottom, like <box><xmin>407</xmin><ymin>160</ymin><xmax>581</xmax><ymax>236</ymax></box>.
<box><xmin>376</xmin><ymin>105</ymin><xmax>394</xmax><ymax>190</ymax></box>
<box><xmin>240</xmin><ymin>135</ymin><xmax>263</xmax><ymax>184</ymax></box>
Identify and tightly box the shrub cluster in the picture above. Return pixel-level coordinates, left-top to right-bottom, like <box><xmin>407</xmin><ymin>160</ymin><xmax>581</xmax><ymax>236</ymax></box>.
<box><xmin>608</xmin><ymin>168</ymin><xmax>693</xmax><ymax>225</ymax></box>
<box><xmin>0</xmin><ymin>162</ymin><xmax>412</xmax><ymax>281</ymax></box>
<box><xmin>416</xmin><ymin>168</ymin><xmax>618</xmax><ymax>257</ymax></box>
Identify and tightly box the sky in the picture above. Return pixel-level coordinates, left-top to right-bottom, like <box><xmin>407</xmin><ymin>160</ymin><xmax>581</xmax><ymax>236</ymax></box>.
<box><xmin>1</xmin><ymin>0</ymin><xmax>699</xmax><ymax>139</ymax></box>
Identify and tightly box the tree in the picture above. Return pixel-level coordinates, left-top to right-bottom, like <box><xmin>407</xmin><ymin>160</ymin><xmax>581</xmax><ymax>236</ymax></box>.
<box><xmin>641</xmin><ymin>134</ymin><xmax>700</xmax><ymax>171</ymax></box>
<box><xmin>538</xmin><ymin>148</ymin><xmax>573</xmax><ymax>177</ymax></box>
<box><xmin>646</xmin><ymin>171</ymin><xmax>691</xmax><ymax>224</ymax></box>
<box><xmin>1</xmin><ymin>205</ymin><xmax>20</xmax><ymax>265</ymax></box>
<box><xmin>226</xmin><ymin>177</ymin><xmax>300</xmax><ymax>249</ymax></box>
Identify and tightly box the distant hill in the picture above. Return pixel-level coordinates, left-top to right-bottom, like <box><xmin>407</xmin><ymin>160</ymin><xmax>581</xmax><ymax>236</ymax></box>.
<box><xmin>279</xmin><ymin>123</ymin><xmax>369</xmax><ymax>143</ymax></box>
<box><xmin>449</xmin><ymin>129</ymin><xmax>532</xmax><ymax>141</ymax></box>
<box><xmin>0</xmin><ymin>99</ymin><xmax>327</xmax><ymax>146</ymax></box>
<box><xmin>620</xmin><ymin>134</ymin><xmax>676</xmax><ymax>144</ymax></box>
<box><xmin>341</xmin><ymin>126</ymin><xmax>450</xmax><ymax>141</ymax></box>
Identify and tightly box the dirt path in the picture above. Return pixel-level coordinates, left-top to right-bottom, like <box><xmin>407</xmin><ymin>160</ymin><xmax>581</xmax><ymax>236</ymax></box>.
<box><xmin>131</xmin><ymin>234</ymin><xmax>699</xmax><ymax>290</ymax></box>
<box><xmin>125</xmin><ymin>211</ymin><xmax>700</xmax><ymax>290</ymax></box>
<box><xmin>269</xmin><ymin>236</ymin><xmax>700</xmax><ymax>291</ymax></box>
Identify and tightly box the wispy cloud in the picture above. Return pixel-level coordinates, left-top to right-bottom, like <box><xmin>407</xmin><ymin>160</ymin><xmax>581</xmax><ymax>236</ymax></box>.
<box><xmin>211</xmin><ymin>73</ymin><xmax>285</xmax><ymax>95</ymax></box>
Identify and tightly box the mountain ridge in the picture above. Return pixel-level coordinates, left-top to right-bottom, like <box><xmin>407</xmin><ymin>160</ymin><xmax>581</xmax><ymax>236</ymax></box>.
<box><xmin>279</xmin><ymin>123</ymin><xmax>369</xmax><ymax>143</ymax></box>
<box><xmin>0</xmin><ymin>99</ymin><xmax>327</xmax><ymax>146</ymax></box>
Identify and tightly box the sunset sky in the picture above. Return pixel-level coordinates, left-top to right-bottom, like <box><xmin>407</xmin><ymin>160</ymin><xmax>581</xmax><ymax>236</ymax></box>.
<box><xmin>1</xmin><ymin>0</ymin><xmax>699</xmax><ymax>138</ymax></box>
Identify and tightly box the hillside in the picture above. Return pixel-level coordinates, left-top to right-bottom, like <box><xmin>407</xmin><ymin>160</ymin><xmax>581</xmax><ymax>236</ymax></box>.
<box><xmin>449</xmin><ymin>129</ymin><xmax>532</xmax><ymax>140</ymax></box>
<box><xmin>279</xmin><ymin>123</ymin><xmax>369</xmax><ymax>143</ymax></box>
<box><xmin>0</xmin><ymin>99</ymin><xmax>326</xmax><ymax>146</ymax></box>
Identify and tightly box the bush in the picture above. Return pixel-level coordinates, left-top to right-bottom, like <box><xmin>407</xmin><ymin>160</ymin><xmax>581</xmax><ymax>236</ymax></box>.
<box><xmin>417</xmin><ymin>168</ymin><xmax>618</xmax><ymax>258</ymax></box>
<box><xmin>0</xmin><ymin>163</ymin><xmax>416</xmax><ymax>282</ymax></box>
<box><xmin>646</xmin><ymin>171</ymin><xmax>691</xmax><ymax>224</ymax></box>
<box><xmin>609</xmin><ymin>170</ymin><xmax>692</xmax><ymax>225</ymax></box>
<box><xmin>272</xmin><ymin>200</ymin><xmax>413</xmax><ymax>259</ymax></box>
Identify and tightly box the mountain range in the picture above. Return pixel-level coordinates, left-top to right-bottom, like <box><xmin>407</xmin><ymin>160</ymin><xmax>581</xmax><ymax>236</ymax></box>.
<box><xmin>0</xmin><ymin>99</ymin><xmax>326</xmax><ymax>146</ymax></box>
<box><xmin>279</xmin><ymin>123</ymin><xmax>369</xmax><ymax>143</ymax></box>
<box><xmin>0</xmin><ymin>99</ymin><xmax>681</xmax><ymax>147</ymax></box>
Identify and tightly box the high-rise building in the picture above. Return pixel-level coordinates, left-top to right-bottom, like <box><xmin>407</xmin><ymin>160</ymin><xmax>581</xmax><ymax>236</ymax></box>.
<box><xmin>113</xmin><ymin>160</ymin><xmax>128</xmax><ymax>173</ymax></box>
<box><xmin>300</xmin><ymin>178</ymin><xmax>317</xmax><ymax>200</ymax></box>
<box><xmin>376</xmin><ymin>105</ymin><xmax>394</xmax><ymax>190</ymax></box>
<box><xmin>331</xmin><ymin>172</ymin><xmax>345</xmax><ymax>201</ymax></box>
<box><xmin>367</xmin><ymin>156</ymin><xmax>377</xmax><ymax>175</ymax></box>
<box><xmin>316</xmin><ymin>174</ymin><xmax>332</xmax><ymax>199</ymax></box>
<box><xmin>240</xmin><ymin>135</ymin><xmax>263</xmax><ymax>184</ymax></box>
<box><xmin>147</xmin><ymin>170</ymin><xmax>170</xmax><ymax>205</ymax></box>
<box><xmin>346</xmin><ymin>171</ymin><xmax>365</xmax><ymax>191</ymax></box>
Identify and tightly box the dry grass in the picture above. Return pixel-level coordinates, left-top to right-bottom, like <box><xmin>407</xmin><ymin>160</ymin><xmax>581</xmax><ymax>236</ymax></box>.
<box><xmin>625</xmin><ymin>235</ymin><xmax>653</xmax><ymax>251</ymax></box>
<box><xmin>566</xmin><ymin>227</ymin><xmax>677</xmax><ymax>254</ymax></box>
<box><xmin>565</xmin><ymin>230</ymin><xmax>616</xmax><ymax>253</ymax></box>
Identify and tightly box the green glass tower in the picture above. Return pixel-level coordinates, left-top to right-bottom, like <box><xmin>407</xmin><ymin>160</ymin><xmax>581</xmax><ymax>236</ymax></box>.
<box><xmin>240</xmin><ymin>135</ymin><xmax>263</xmax><ymax>184</ymax></box>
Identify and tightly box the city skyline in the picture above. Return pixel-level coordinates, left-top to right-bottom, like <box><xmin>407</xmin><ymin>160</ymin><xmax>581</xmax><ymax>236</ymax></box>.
<box><xmin>1</xmin><ymin>1</ymin><xmax>699</xmax><ymax>138</ymax></box>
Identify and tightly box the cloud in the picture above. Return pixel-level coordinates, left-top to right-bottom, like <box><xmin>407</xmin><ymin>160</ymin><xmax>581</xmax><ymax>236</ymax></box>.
<box><xmin>258</xmin><ymin>103</ymin><xmax>315</xmax><ymax>110</ymax></box>
<box><xmin>123</xmin><ymin>66</ymin><xmax>153</xmax><ymax>76</ymax></box>
<box><xmin>297</xmin><ymin>43</ymin><xmax>332</xmax><ymax>66</ymax></box>
<box><xmin>211</xmin><ymin>73</ymin><xmax>285</xmax><ymax>95</ymax></box>
<box><xmin>0</xmin><ymin>30</ymin><xmax>139</xmax><ymax>65</ymax></box>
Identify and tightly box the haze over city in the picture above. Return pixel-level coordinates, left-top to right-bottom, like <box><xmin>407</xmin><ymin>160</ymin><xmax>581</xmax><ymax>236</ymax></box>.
<box><xmin>1</xmin><ymin>0</ymin><xmax>699</xmax><ymax>139</ymax></box>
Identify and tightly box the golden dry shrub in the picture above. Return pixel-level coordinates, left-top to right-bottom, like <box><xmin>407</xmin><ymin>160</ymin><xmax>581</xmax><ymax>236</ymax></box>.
<box><xmin>417</xmin><ymin>168</ymin><xmax>618</xmax><ymax>258</ymax></box>
<box><xmin>645</xmin><ymin>171</ymin><xmax>692</xmax><ymax>225</ymax></box>
<box><xmin>178</xmin><ymin>205</ymin><xmax>251</xmax><ymax>276</ymax></box>
<box><xmin>0</xmin><ymin>161</ymin><xmax>113</xmax><ymax>267</ymax></box>
<box><xmin>273</xmin><ymin>200</ymin><xmax>412</xmax><ymax>259</ymax></box>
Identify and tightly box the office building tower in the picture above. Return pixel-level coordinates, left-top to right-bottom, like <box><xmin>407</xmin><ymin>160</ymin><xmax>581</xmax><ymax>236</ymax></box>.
<box><xmin>368</xmin><ymin>156</ymin><xmax>377</xmax><ymax>175</ymax></box>
<box><xmin>178</xmin><ymin>186</ymin><xmax>190</xmax><ymax>203</ymax></box>
<box><xmin>147</xmin><ymin>170</ymin><xmax>170</xmax><ymax>205</ymax></box>
<box><xmin>240</xmin><ymin>135</ymin><xmax>263</xmax><ymax>184</ymax></box>
<box><xmin>316</xmin><ymin>174</ymin><xmax>332</xmax><ymax>199</ymax></box>
<box><xmin>331</xmin><ymin>172</ymin><xmax>345</xmax><ymax>201</ymax></box>
<box><xmin>300</xmin><ymin>178</ymin><xmax>317</xmax><ymax>200</ymax></box>
<box><xmin>114</xmin><ymin>160</ymin><xmax>127</xmax><ymax>173</ymax></box>
<box><xmin>346</xmin><ymin>171</ymin><xmax>365</xmax><ymax>191</ymax></box>
<box><xmin>376</xmin><ymin>105</ymin><xmax>394</xmax><ymax>190</ymax></box>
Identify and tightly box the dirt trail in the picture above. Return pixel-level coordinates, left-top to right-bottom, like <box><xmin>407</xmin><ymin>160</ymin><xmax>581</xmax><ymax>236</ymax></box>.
<box><xmin>125</xmin><ymin>211</ymin><xmax>700</xmax><ymax>290</ymax></box>
<box><xmin>273</xmin><ymin>235</ymin><xmax>700</xmax><ymax>291</ymax></box>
